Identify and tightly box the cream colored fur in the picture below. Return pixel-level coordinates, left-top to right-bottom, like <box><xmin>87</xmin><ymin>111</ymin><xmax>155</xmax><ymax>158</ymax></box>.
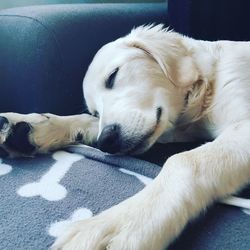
<box><xmin>0</xmin><ymin>113</ymin><xmax>98</xmax><ymax>156</ymax></box>
<box><xmin>2</xmin><ymin>24</ymin><xmax>250</xmax><ymax>249</ymax></box>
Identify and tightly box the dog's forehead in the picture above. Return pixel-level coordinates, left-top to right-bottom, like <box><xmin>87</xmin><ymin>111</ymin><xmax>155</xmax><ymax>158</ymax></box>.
<box><xmin>83</xmin><ymin>38</ymin><xmax>153</xmax><ymax>110</ymax></box>
<box><xmin>84</xmin><ymin>41</ymin><xmax>140</xmax><ymax>88</ymax></box>
<box><xmin>94</xmin><ymin>41</ymin><xmax>125</xmax><ymax>63</ymax></box>
<box><xmin>90</xmin><ymin>40</ymin><xmax>143</xmax><ymax>71</ymax></box>
<box><xmin>83</xmin><ymin>42</ymin><xmax>122</xmax><ymax>108</ymax></box>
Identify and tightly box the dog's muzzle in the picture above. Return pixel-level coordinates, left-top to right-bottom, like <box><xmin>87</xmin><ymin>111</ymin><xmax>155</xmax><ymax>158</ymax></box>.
<box><xmin>97</xmin><ymin>124</ymin><xmax>121</xmax><ymax>154</ymax></box>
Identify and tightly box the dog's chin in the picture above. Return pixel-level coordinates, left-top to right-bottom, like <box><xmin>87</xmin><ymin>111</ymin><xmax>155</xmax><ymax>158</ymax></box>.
<box><xmin>120</xmin><ymin>126</ymin><xmax>163</xmax><ymax>155</ymax></box>
<box><xmin>120</xmin><ymin>137</ymin><xmax>156</xmax><ymax>155</ymax></box>
<box><xmin>127</xmin><ymin>145</ymin><xmax>152</xmax><ymax>155</ymax></box>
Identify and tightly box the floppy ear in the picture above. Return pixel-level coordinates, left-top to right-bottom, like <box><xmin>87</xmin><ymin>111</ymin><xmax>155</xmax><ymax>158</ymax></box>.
<box><xmin>172</xmin><ymin>55</ymin><xmax>200</xmax><ymax>87</ymax></box>
<box><xmin>126</xmin><ymin>25</ymin><xmax>200</xmax><ymax>87</ymax></box>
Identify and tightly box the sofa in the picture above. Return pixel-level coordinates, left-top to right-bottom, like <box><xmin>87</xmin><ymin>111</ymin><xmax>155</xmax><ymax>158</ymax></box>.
<box><xmin>0</xmin><ymin>1</ymin><xmax>249</xmax><ymax>249</ymax></box>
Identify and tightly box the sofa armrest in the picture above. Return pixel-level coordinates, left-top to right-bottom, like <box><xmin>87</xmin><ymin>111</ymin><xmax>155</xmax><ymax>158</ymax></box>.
<box><xmin>0</xmin><ymin>3</ymin><xmax>167</xmax><ymax>115</ymax></box>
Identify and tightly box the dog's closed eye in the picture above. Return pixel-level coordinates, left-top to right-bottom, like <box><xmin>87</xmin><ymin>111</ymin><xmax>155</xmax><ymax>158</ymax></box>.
<box><xmin>105</xmin><ymin>68</ymin><xmax>119</xmax><ymax>89</ymax></box>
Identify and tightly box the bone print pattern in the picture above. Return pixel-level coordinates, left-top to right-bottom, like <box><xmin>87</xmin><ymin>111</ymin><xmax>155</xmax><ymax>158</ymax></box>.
<box><xmin>0</xmin><ymin>145</ymin><xmax>249</xmax><ymax>250</ymax></box>
<box><xmin>243</xmin><ymin>208</ymin><xmax>250</xmax><ymax>215</ymax></box>
<box><xmin>222</xmin><ymin>196</ymin><xmax>250</xmax><ymax>209</ymax></box>
<box><xmin>0</xmin><ymin>158</ymin><xmax>12</xmax><ymax>176</ymax></box>
<box><xmin>49</xmin><ymin>208</ymin><xmax>93</xmax><ymax>238</ymax></box>
<box><xmin>17</xmin><ymin>151</ymin><xmax>83</xmax><ymax>201</ymax></box>
<box><xmin>119</xmin><ymin>168</ymin><xmax>153</xmax><ymax>185</ymax></box>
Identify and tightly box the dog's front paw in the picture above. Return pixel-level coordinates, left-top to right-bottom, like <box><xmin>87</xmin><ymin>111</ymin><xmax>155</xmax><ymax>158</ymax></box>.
<box><xmin>0</xmin><ymin>113</ymin><xmax>99</xmax><ymax>157</ymax></box>
<box><xmin>51</xmin><ymin>208</ymin><xmax>155</xmax><ymax>250</ymax></box>
<box><xmin>51</xmin><ymin>215</ymin><xmax>117</xmax><ymax>250</ymax></box>
<box><xmin>0</xmin><ymin>115</ymin><xmax>38</xmax><ymax>156</ymax></box>
<box><xmin>0</xmin><ymin>113</ymin><xmax>61</xmax><ymax>156</ymax></box>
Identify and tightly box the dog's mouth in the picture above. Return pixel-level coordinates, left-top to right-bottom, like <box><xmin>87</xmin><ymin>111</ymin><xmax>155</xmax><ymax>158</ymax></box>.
<box><xmin>122</xmin><ymin>129</ymin><xmax>155</xmax><ymax>155</ymax></box>
<box><xmin>121</xmin><ymin>107</ymin><xmax>163</xmax><ymax>155</ymax></box>
<box><xmin>97</xmin><ymin>107</ymin><xmax>163</xmax><ymax>155</ymax></box>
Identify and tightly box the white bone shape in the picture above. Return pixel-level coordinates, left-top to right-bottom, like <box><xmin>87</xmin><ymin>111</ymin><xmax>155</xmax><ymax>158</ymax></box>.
<box><xmin>222</xmin><ymin>196</ymin><xmax>250</xmax><ymax>209</ymax></box>
<box><xmin>48</xmin><ymin>208</ymin><xmax>93</xmax><ymax>238</ymax></box>
<box><xmin>17</xmin><ymin>151</ymin><xmax>83</xmax><ymax>201</ymax></box>
<box><xmin>0</xmin><ymin>159</ymin><xmax>12</xmax><ymax>176</ymax></box>
<box><xmin>119</xmin><ymin>168</ymin><xmax>153</xmax><ymax>185</ymax></box>
<box><xmin>221</xmin><ymin>196</ymin><xmax>250</xmax><ymax>214</ymax></box>
<box><xmin>243</xmin><ymin>208</ymin><xmax>250</xmax><ymax>215</ymax></box>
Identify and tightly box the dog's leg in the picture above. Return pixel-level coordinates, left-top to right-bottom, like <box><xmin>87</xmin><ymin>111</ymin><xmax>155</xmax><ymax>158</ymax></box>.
<box><xmin>52</xmin><ymin>120</ymin><xmax>250</xmax><ymax>250</ymax></box>
<box><xmin>0</xmin><ymin>113</ymin><xmax>98</xmax><ymax>156</ymax></box>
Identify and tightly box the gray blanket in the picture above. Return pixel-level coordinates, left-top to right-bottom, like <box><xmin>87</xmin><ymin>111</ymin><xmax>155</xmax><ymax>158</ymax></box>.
<box><xmin>0</xmin><ymin>145</ymin><xmax>249</xmax><ymax>250</ymax></box>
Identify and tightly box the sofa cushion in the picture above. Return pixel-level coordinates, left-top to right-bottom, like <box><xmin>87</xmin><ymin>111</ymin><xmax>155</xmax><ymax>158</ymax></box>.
<box><xmin>0</xmin><ymin>4</ymin><xmax>167</xmax><ymax>115</ymax></box>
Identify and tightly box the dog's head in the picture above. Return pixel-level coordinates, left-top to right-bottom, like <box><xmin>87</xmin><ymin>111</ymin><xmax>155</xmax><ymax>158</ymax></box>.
<box><xmin>83</xmin><ymin>25</ymin><xmax>199</xmax><ymax>154</ymax></box>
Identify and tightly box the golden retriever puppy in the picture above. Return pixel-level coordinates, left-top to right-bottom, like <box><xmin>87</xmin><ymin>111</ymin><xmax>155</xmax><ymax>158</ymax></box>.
<box><xmin>1</xmin><ymin>25</ymin><xmax>250</xmax><ymax>249</ymax></box>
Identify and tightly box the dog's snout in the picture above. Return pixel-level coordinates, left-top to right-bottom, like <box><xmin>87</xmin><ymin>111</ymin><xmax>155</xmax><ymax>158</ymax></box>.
<box><xmin>97</xmin><ymin>124</ymin><xmax>121</xmax><ymax>154</ymax></box>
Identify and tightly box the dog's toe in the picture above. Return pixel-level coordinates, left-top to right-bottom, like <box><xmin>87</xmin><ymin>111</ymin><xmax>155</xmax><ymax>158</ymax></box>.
<box><xmin>4</xmin><ymin>121</ymin><xmax>36</xmax><ymax>154</ymax></box>
<box><xmin>0</xmin><ymin>116</ymin><xmax>11</xmax><ymax>143</ymax></box>
<box><xmin>0</xmin><ymin>116</ymin><xmax>9</xmax><ymax>131</ymax></box>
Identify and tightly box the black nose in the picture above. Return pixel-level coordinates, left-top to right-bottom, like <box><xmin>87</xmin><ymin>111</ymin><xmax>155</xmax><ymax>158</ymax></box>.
<box><xmin>97</xmin><ymin>124</ymin><xmax>121</xmax><ymax>154</ymax></box>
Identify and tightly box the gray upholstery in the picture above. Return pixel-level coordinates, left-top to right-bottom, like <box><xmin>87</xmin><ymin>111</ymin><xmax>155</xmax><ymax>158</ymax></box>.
<box><xmin>0</xmin><ymin>3</ymin><xmax>167</xmax><ymax>115</ymax></box>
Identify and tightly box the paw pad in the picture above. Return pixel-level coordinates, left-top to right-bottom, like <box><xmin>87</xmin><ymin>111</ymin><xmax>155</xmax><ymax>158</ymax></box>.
<box><xmin>5</xmin><ymin>121</ymin><xmax>35</xmax><ymax>154</ymax></box>
<box><xmin>0</xmin><ymin>116</ymin><xmax>9</xmax><ymax>132</ymax></box>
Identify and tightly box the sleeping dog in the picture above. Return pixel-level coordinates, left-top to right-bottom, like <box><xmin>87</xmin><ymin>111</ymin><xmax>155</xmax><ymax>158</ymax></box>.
<box><xmin>1</xmin><ymin>25</ymin><xmax>250</xmax><ymax>249</ymax></box>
